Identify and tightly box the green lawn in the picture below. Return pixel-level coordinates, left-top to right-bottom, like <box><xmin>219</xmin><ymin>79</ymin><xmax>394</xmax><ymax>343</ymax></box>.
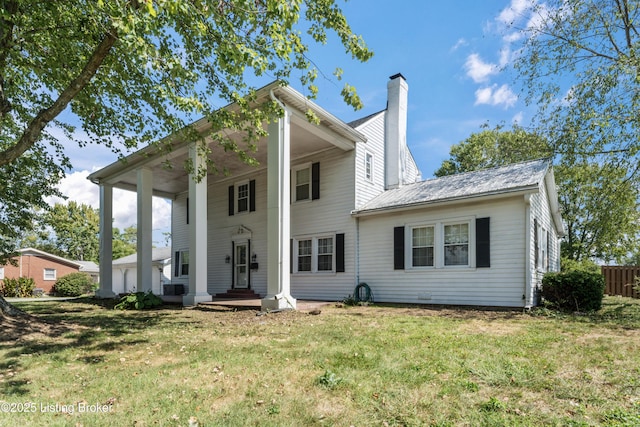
<box><xmin>1</xmin><ymin>297</ymin><xmax>639</xmax><ymax>426</ymax></box>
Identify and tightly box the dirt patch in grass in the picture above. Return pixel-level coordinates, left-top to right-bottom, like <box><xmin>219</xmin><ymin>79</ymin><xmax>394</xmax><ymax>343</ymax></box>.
<box><xmin>0</xmin><ymin>312</ymin><xmax>81</xmax><ymax>343</ymax></box>
<box><xmin>333</xmin><ymin>303</ymin><xmax>528</xmax><ymax>320</ymax></box>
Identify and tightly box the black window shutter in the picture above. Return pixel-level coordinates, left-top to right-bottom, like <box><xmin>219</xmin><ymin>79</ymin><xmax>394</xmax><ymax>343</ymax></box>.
<box><xmin>311</xmin><ymin>162</ymin><xmax>320</xmax><ymax>200</ymax></box>
<box><xmin>336</xmin><ymin>233</ymin><xmax>345</xmax><ymax>272</ymax></box>
<box><xmin>393</xmin><ymin>226</ymin><xmax>405</xmax><ymax>270</ymax></box>
<box><xmin>174</xmin><ymin>251</ymin><xmax>180</xmax><ymax>277</ymax></box>
<box><xmin>249</xmin><ymin>180</ymin><xmax>256</xmax><ymax>212</ymax></box>
<box><xmin>476</xmin><ymin>217</ymin><xmax>491</xmax><ymax>268</ymax></box>
<box><xmin>228</xmin><ymin>185</ymin><xmax>234</xmax><ymax>216</ymax></box>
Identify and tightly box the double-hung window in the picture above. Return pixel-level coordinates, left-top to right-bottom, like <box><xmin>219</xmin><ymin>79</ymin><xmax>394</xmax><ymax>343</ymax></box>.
<box><xmin>317</xmin><ymin>237</ymin><xmax>334</xmax><ymax>271</ymax></box>
<box><xmin>404</xmin><ymin>220</ymin><xmax>476</xmax><ymax>269</ymax></box>
<box><xmin>444</xmin><ymin>223</ymin><xmax>469</xmax><ymax>266</ymax></box>
<box><xmin>412</xmin><ymin>226</ymin><xmax>434</xmax><ymax>267</ymax></box>
<box><xmin>294</xmin><ymin>236</ymin><xmax>335</xmax><ymax>273</ymax></box>
<box><xmin>229</xmin><ymin>180</ymin><xmax>255</xmax><ymax>216</ymax></box>
<box><xmin>292</xmin><ymin>162</ymin><xmax>320</xmax><ymax>202</ymax></box>
<box><xmin>177</xmin><ymin>250</ymin><xmax>189</xmax><ymax>277</ymax></box>
<box><xmin>44</xmin><ymin>268</ymin><xmax>57</xmax><ymax>281</ymax></box>
<box><xmin>364</xmin><ymin>151</ymin><xmax>374</xmax><ymax>182</ymax></box>
<box><xmin>297</xmin><ymin>239</ymin><xmax>312</xmax><ymax>272</ymax></box>
<box><xmin>237</xmin><ymin>183</ymin><xmax>249</xmax><ymax>213</ymax></box>
<box><xmin>295</xmin><ymin>167</ymin><xmax>311</xmax><ymax>201</ymax></box>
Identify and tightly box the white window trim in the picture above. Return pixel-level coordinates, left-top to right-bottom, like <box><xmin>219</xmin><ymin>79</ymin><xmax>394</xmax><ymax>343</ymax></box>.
<box><xmin>405</xmin><ymin>218</ymin><xmax>476</xmax><ymax>270</ymax></box>
<box><xmin>236</xmin><ymin>181</ymin><xmax>250</xmax><ymax>214</ymax></box>
<box><xmin>293</xmin><ymin>234</ymin><xmax>336</xmax><ymax>274</ymax></box>
<box><xmin>364</xmin><ymin>151</ymin><xmax>374</xmax><ymax>182</ymax></box>
<box><xmin>408</xmin><ymin>224</ymin><xmax>436</xmax><ymax>269</ymax></box>
<box><xmin>292</xmin><ymin>163</ymin><xmax>312</xmax><ymax>203</ymax></box>
<box><xmin>44</xmin><ymin>268</ymin><xmax>57</xmax><ymax>281</ymax></box>
<box><xmin>537</xmin><ymin>225</ymin><xmax>549</xmax><ymax>272</ymax></box>
<box><xmin>0</xmin><ymin>267</ymin><xmax>4</xmax><ymax>280</ymax></box>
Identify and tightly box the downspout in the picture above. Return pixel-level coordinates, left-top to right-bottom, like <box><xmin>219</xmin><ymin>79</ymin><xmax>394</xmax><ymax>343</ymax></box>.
<box><xmin>524</xmin><ymin>194</ymin><xmax>532</xmax><ymax>308</ymax></box>
<box><xmin>270</xmin><ymin>89</ymin><xmax>286</xmax><ymax>110</ymax></box>
<box><xmin>355</xmin><ymin>216</ymin><xmax>360</xmax><ymax>287</ymax></box>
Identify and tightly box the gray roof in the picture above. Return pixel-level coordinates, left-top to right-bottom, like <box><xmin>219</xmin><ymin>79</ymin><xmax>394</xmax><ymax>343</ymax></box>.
<box><xmin>112</xmin><ymin>247</ymin><xmax>172</xmax><ymax>266</ymax></box>
<box><xmin>77</xmin><ymin>261</ymin><xmax>99</xmax><ymax>273</ymax></box>
<box><xmin>348</xmin><ymin>110</ymin><xmax>384</xmax><ymax>129</ymax></box>
<box><xmin>354</xmin><ymin>159</ymin><xmax>550</xmax><ymax>215</ymax></box>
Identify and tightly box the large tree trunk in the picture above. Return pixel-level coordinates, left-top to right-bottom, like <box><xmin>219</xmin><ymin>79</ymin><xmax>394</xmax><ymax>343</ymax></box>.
<box><xmin>0</xmin><ymin>294</ymin><xmax>27</xmax><ymax>317</ymax></box>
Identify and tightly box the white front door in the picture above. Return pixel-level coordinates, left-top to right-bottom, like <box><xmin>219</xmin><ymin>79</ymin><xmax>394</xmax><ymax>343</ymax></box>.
<box><xmin>235</xmin><ymin>243</ymin><xmax>249</xmax><ymax>289</ymax></box>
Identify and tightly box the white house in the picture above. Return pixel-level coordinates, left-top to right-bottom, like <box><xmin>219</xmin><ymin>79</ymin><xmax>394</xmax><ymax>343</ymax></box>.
<box><xmin>110</xmin><ymin>247</ymin><xmax>172</xmax><ymax>295</ymax></box>
<box><xmin>88</xmin><ymin>74</ymin><xmax>564</xmax><ymax>309</ymax></box>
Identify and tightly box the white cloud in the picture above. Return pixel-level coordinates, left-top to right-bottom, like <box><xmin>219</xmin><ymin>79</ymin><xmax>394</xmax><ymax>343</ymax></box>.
<box><xmin>464</xmin><ymin>53</ymin><xmax>498</xmax><ymax>83</ymax></box>
<box><xmin>46</xmin><ymin>170</ymin><xmax>172</xmax><ymax>234</ymax></box>
<box><xmin>497</xmin><ymin>0</ymin><xmax>534</xmax><ymax>26</ymax></box>
<box><xmin>474</xmin><ymin>84</ymin><xmax>518</xmax><ymax>108</ymax></box>
<box><xmin>512</xmin><ymin>111</ymin><xmax>525</xmax><ymax>124</ymax></box>
<box><xmin>450</xmin><ymin>38</ymin><xmax>468</xmax><ymax>52</ymax></box>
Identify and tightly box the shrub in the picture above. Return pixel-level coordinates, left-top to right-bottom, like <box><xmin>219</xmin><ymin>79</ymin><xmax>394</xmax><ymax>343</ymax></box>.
<box><xmin>0</xmin><ymin>277</ymin><xmax>36</xmax><ymax>297</ymax></box>
<box><xmin>542</xmin><ymin>270</ymin><xmax>605</xmax><ymax>312</ymax></box>
<box><xmin>561</xmin><ymin>257</ymin><xmax>600</xmax><ymax>274</ymax></box>
<box><xmin>53</xmin><ymin>272</ymin><xmax>95</xmax><ymax>297</ymax></box>
<box><xmin>114</xmin><ymin>291</ymin><xmax>163</xmax><ymax>310</ymax></box>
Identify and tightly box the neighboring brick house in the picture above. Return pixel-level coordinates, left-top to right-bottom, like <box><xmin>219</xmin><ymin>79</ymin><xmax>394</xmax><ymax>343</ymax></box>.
<box><xmin>0</xmin><ymin>248</ymin><xmax>83</xmax><ymax>294</ymax></box>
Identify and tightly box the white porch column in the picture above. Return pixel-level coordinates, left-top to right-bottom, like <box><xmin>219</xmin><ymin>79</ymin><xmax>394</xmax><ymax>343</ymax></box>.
<box><xmin>183</xmin><ymin>143</ymin><xmax>211</xmax><ymax>306</ymax></box>
<box><xmin>262</xmin><ymin>108</ymin><xmax>297</xmax><ymax>311</ymax></box>
<box><xmin>96</xmin><ymin>184</ymin><xmax>115</xmax><ymax>298</ymax></box>
<box><xmin>137</xmin><ymin>168</ymin><xmax>153</xmax><ymax>292</ymax></box>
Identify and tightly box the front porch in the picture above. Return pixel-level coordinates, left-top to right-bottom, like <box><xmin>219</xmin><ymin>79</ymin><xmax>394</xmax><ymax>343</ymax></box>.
<box><xmin>88</xmin><ymin>82</ymin><xmax>365</xmax><ymax>310</ymax></box>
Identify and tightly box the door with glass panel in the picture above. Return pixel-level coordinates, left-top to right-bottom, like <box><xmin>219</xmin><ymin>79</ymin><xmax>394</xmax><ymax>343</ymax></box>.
<box><xmin>235</xmin><ymin>243</ymin><xmax>249</xmax><ymax>288</ymax></box>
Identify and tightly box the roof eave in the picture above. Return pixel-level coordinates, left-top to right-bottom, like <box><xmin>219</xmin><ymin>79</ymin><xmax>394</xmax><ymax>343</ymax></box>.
<box><xmin>88</xmin><ymin>81</ymin><xmax>366</xmax><ymax>185</ymax></box>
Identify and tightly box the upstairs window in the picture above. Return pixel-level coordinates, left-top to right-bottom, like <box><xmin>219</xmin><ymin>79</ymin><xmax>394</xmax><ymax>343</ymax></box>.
<box><xmin>365</xmin><ymin>152</ymin><xmax>374</xmax><ymax>181</ymax></box>
<box><xmin>293</xmin><ymin>162</ymin><xmax>320</xmax><ymax>202</ymax></box>
<box><xmin>237</xmin><ymin>183</ymin><xmax>249</xmax><ymax>213</ymax></box>
<box><xmin>229</xmin><ymin>180</ymin><xmax>256</xmax><ymax>215</ymax></box>
<box><xmin>295</xmin><ymin>168</ymin><xmax>310</xmax><ymax>201</ymax></box>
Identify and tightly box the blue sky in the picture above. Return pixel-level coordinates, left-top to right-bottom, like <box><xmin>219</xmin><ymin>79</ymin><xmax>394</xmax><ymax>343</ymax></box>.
<box><xmin>50</xmin><ymin>0</ymin><xmax>534</xmax><ymax>241</ymax></box>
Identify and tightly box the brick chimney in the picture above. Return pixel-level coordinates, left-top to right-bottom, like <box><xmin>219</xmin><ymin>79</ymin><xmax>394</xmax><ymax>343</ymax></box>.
<box><xmin>385</xmin><ymin>73</ymin><xmax>408</xmax><ymax>190</ymax></box>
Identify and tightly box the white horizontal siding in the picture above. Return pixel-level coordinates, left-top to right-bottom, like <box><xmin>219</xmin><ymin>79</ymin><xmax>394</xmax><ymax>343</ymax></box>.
<box><xmin>354</xmin><ymin>114</ymin><xmax>386</xmax><ymax>209</ymax></box>
<box><xmin>290</xmin><ymin>148</ymin><xmax>357</xmax><ymax>300</ymax></box>
<box><xmin>207</xmin><ymin>173</ymin><xmax>268</xmax><ymax>297</ymax></box>
<box><xmin>358</xmin><ymin>197</ymin><xmax>528</xmax><ymax>307</ymax></box>
<box><xmin>527</xmin><ymin>174</ymin><xmax>561</xmax><ymax>305</ymax></box>
<box><xmin>171</xmin><ymin>194</ymin><xmax>189</xmax><ymax>292</ymax></box>
<box><xmin>169</xmin><ymin>146</ymin><xmax>359</xmax><ymax>301</ymax></box>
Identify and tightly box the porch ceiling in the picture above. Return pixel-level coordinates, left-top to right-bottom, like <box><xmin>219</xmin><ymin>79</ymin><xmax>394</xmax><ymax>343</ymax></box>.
<box><xmin>88</xmin><ymin>82</ymin><xmax>366</xmax><ymax>199</ymax></box>
<box><xmin>94</xmin><ymin>117</ymin><xmax>349</xmax><ymax>198</ymax></box>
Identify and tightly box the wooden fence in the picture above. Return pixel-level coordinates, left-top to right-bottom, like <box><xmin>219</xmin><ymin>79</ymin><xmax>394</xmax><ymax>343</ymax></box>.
<box><xmin>601</xmin><ymin>266</ymin><xmax>640</xmax><ymax>298</ymax></box>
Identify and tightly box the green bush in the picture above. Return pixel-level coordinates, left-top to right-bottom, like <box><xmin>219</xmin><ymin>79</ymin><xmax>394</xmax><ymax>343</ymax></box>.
<box><xmin>0</xmin><ymin>277</ymin><xmax>36</xmax><ymax>297</ymax></box>
<box><xmin>561</xmin><ymin>257</ymin><xmax>601</xmax><ymax>274</ymax></box>
<box><xmin>114</xmin><ymin>291</ymin><xmax>163</xmax><ymax>310</ymax></box>
<box><xmin>53</xmin><ymin>272</ymin><xmax>95</xmax><ymax>297</ymax></box>
<box><xmin>542</xmin><ymin>270</ymin><xmax>605</xmax><ymax>312</ymax></box>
